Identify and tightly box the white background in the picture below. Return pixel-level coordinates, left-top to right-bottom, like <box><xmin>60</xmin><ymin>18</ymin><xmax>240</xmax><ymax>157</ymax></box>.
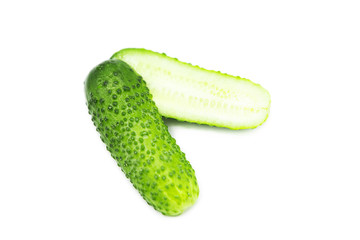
<box><xmin>1</xmin><ymin>0</ymin><xmax>359</xmax><ymax>239</ymax></box>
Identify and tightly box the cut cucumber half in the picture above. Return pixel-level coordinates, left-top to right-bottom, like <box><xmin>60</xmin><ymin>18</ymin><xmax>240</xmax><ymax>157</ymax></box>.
<box><xmin>111</xmin><ymin>48</ymin><xmax>271</xmax><ymax>129</ymax></box>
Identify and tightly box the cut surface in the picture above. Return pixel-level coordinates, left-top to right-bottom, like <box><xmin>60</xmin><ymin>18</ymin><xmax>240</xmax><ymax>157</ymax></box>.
<box><xmin>112</xmin><ymin>48</ymin><xmax>271</xmax><ymax>129</ymax></box>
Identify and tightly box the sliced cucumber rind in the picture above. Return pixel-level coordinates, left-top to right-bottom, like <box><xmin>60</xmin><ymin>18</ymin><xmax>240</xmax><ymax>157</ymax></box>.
<box><xmin>111</xmin><ymin>48</ymin><xmax>271</xmax><ymax>130</ymax></box>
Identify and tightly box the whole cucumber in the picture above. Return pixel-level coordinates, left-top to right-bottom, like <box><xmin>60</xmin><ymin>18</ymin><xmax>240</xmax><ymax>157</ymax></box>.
<box><xmin>85</xmin><ymin>59</ymin><xmax>199</xmax><ymax>216</ymax></box>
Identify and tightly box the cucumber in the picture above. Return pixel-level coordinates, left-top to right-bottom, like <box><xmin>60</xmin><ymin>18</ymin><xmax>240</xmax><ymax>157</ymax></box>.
<box><xmin>111</xmin><ymin>48</ymin><xmax>271</xmax><ymax>129</ymax></box>
<box><xmin>85</xmin><ymin>59</ymin><xmax>199</xmax><ymax>216</ymax></box>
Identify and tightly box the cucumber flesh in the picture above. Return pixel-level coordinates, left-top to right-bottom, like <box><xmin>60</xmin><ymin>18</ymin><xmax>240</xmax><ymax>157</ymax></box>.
<box><xmin>111</xmin><ymin>48</ymin><xmax>271</xmax><ymax>129</ymax></box>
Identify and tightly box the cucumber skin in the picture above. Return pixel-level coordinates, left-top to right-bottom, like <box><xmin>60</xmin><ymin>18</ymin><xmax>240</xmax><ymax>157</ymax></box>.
<box><xmin>85</xmin><ymin>59</ymin><xmax>199</xmax><ymax>216</ymax></box>
<box><xmin>111</xmin><ymin>48</ymin><xmax>271</xmax><ymax>130</ymax></box>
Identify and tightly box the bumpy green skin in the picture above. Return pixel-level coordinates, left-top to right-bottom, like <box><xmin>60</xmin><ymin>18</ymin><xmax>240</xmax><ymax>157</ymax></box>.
<box><xmin>85</xmin><ymin>59</ymin><xmax>199</xmax><ymax>216</ymax></box>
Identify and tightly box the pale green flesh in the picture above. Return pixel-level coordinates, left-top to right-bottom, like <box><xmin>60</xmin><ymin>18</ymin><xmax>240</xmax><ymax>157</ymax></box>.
<box><xmin>112</xmin><ymin>49</ymin><xmax>271</xmax><ymax>129</ymax></box>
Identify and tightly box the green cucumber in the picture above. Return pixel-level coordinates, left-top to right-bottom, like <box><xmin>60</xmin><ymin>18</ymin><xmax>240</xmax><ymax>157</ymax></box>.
<box><xmin>85</xmin><ymin>59</ymin><xmax>199</xmax><ymax>216</ymax></box>
<box><xmin>111</xmin><ymin>48</ymin><xmax>271</xmax><ymax>129</ymax></box>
